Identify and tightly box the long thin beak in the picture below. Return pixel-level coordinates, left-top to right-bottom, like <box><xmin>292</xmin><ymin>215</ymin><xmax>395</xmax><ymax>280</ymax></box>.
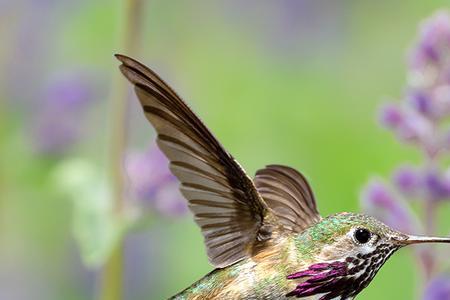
<box><xmin>398</xmin><ymin>235</ymin><xmax>450</xmax><ymax>245</ymax></box>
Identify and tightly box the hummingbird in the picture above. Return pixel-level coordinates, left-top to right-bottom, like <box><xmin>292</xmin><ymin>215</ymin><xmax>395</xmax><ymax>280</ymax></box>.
<box><xmin>116</xmin><ymin>54</ymin><xmax>450</xmax><ymax>300</ymax></box>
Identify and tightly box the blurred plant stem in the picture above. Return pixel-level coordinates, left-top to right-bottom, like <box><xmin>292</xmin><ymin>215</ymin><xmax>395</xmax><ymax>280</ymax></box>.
<box><xmin>100</xmin><ymin>246</ymin><xmax>124</xmax><ymax>300</ymax></box>
<box><xmin>420</xmin><ymin>122</ymin><xmax>438</xmax><ymax>282</ymax></box>
<box><xmin>99</xmin><ymin>1</ymin><xmax>144</xmax><ymax>300</ymax></box>
<box><xmin>421</xmin><ymin>162</ymin><xmax>437</xmax><ymax>282</ymax></box>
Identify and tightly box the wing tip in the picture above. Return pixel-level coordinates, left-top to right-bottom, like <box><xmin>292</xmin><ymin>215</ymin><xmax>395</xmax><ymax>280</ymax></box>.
<box><xmin>114</xmin><ymin>54</ymin><xmax>166</xmax><ymax>93</ymax></box>
<box><xmin>115</xmin><ymin>54</ymin><xmax>144</xmax><ymax>86</ymax></box>
<box><xmin>115</xmin><ymin>53</ymin><xmax>132</xmax><ymax>64</ymax></box>
<box><xmin>115</xmin><ymin>53</ymin><xmax>142</xmax><ymax>75</ymax></box>
<box><xmin>114</xmin><ymin>53</ymin><xmax>124</xmax><ymax>59</ymax></box>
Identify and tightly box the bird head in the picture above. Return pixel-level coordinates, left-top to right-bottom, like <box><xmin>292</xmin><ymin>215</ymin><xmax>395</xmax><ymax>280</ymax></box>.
<box><xmin>287</xmin><ymin>212</ymin><xmax>450</xmax><ymax>299</ymax></box>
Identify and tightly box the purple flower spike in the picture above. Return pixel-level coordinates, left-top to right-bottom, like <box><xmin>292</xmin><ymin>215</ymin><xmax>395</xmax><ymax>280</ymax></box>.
<box><xmin>392</xmin><ymin>165</ymin><xmax>421</xmax><ymax>195</ymax></box>
<box><xmin>362</xmin><ymin>179</ymin><xmax>416</xmax><ymax>233</ymax></box>
<box><xmin>423</xmin><ymin>275</ymin><xmax>450</xmax><ymax>300</ymax></box>
<box><xmin>363</xmin><ymin>11</ymin><xmax>450</xmax><ymax>297</ymax></box>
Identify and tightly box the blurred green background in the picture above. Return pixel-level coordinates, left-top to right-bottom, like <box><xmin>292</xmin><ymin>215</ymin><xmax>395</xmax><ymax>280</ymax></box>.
<box><xmin>1</xmin><ymin>1</ymin><xmax>450</xmax><ymax>299</ymax></box>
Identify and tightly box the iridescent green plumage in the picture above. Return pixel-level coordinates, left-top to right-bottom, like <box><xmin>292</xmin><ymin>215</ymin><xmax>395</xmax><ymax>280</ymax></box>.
<box><xmin>170</xmin><ymin>213</ymin><xmax>409</xmax><ymax>299</ymax></box>
<box><xmin>117</xmin><ymin>54</ymin><xmax>450</xmax><ymax>300</ymax></box>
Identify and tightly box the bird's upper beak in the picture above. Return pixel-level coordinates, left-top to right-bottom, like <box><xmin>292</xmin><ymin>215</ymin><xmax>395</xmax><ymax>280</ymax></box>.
<box><xmin>393</xmin><ymin>234</ymin><xmax>450</xmax><ymax>246</ymax></box>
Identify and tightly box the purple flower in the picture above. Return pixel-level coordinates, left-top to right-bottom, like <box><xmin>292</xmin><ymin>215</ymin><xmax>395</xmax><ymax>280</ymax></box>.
<box><xmin>125</xmin><ymin>147</ymin><xmax>173</xmax><ymax>200</ymax></box>
<box><xmin>423</xmin><ymin>275</ymin><xmax>450</xmax><ymax>300</ymax></box>
<box><xmin>44</xmin><ymin>74</ymin><xmax>93</xmax><ymax>109</ymax></box>
<box><xmin>396</xmin><ymin>110</ymin><xmax>432</xmax><ymax>144</ymax></box>
<box><xmin>424</xmin><ymin>169</ymin><xmax>450</xmax><ymax>201</ymax></box>
<box><xmin>392</xmin><ymin>165</ymin><xmax>421</xmax><ymax>196</ymax></box>
<box><xmin>410</xmin><ymin>10</ymin><xmax>450</xmax><ymax>70</ymax></box>
<box><xmin>433</xmin><ymin>85</ymin><xmax>450</xmax><ymax>118</ymax></box>
<box><xmin>379</xmin><ymin>104</ymin><xmax>433</xmax><ymax>144</ymax></box>
<box><xmin>409</xmin><ymin>90</ymin><xmax>433</xmax><ymax>116</ymax></box>
<box><xmin>30</xmin><ymin>72</ymin><xmax>95</xmax><ymax>156</ymax></box>
<box><xmin>153</xmin><ymin>181</ymin><xmax>188</xmax><ymax>217</ymax></box>
<box><xmin>443</xmin><ymin>128</ymin><xmax>450</xmax><ymax>151</ymax></box>
<box><xmin>125</xmin><ymin>146</ymin><xmax>187</xmax><ymax>217</ymax></box>
<box><xmin>379</xmin><ymin>103</ymin><xmax>404</xmax><ymax>129</ymax></box>
<box><xmin>361</xmin><ymin>179</ymin><xmax>416</xmax><ymax>233</ymax></box>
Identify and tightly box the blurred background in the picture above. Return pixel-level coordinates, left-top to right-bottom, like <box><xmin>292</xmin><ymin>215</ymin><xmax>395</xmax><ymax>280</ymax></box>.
<box><xmin>1</xmin><ymin>1</ymin><xmax>450</xmax><ymax>299</ymax></box>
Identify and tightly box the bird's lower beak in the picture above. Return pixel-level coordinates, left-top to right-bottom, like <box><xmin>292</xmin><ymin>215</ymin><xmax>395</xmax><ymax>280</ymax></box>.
<box><xmin>395</xmin><ymin>235</ymin><xmax>450</xmax><ymax>246</ymax></box>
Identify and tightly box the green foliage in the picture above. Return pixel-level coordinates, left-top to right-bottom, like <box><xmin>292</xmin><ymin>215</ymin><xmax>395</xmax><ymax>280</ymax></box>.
<box><xmin>52</xmin><ymin>159</ymin><xmax>132</xmax><ymax>267</ymax></box>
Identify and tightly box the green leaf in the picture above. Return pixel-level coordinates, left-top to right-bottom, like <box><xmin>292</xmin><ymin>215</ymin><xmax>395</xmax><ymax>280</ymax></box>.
<box><xmin>52</xmin><ymin>158</ymin><xmax>133</xmax><ymax>267</ymax></box>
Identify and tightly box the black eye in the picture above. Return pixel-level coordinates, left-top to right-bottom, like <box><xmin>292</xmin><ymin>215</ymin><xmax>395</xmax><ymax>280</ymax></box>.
<box><xmin>354</xmin><ymin>228</ymin><xmax>372</xmax><ymax>244</ymax></box>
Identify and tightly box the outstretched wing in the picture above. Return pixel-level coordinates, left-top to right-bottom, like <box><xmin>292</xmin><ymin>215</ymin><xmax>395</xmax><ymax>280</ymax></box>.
<box><xmin>116</xmin><ymin>54</ymin><xmax>275</xmax><ymax>268</ymax></box>
<box><xmin>254</xmin><ymin>165</ymin><xmax>321</xmax><ymax>233</ymax></box>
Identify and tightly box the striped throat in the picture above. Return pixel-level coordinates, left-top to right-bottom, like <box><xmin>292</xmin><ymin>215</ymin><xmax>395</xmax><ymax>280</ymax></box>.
<box><xmin>286</xmin><ymin>242</ymin><xmax>400</xmax><ymax>299</ymax></box>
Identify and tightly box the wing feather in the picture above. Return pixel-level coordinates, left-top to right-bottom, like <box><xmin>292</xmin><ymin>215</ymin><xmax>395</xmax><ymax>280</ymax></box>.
<box><xmin>116</xmin><ymin>54</ymin><xmax>275</xmax><ymax>268</ymax></box>
<box><xmin>254</xmin><ymin>165</ymin><xmax>321</xmax><ymax>233</ymax></box>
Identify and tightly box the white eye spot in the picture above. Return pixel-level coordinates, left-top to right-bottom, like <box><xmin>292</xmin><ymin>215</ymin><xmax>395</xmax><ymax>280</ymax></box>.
<box><xmin>347</xmin><ymin>228</ymin><xmax>378</xmax><ymax>255</ymax></box>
